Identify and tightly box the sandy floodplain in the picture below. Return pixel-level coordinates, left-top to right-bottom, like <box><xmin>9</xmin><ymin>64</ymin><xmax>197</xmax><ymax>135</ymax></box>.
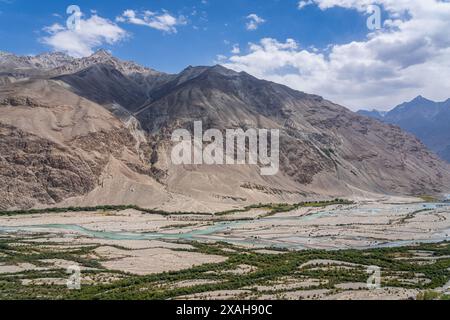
<box><xmin>1</xmin><ymin>201</ymin><xmax>449</xmax><ymax>250</ymax></box>
<box><xmin>0</xmin><ymin>199</ymin><xmax>449</xmax><ymax>300</ymax></box>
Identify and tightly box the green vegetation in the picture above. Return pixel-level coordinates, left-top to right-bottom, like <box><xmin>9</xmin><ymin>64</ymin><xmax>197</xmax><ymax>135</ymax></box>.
<box><xmin>1</xmin><ymin>234</ymin><xmax>448</xmax><ymax>300</ymax></box>
<box><xmin>215</xmin><ymin>199</ymin><xmax>353</xmax><ymax>217</ymax></box>
<box><xmin>396</xmin><ymin>209</ymin><xmax>432</xmax><ymax>225</ymax></box>
<box><xmin>0</xmin><ymin>205</ymin><xmax>213</xmax><ymax>217</ymax></box>
<box><xmin>419</xmin><ymin>195</ymin><xmax>439</xmax><ymax>203</ymax></box>
<box><xmin>417</xmin><ymin>290</ymin><xmax>450</xmax><ymax>300</ymax></box>
<box><xmin>160</xmin><ymin>223</ymin><xmax>200</xmax><ymax>230</ymax></box>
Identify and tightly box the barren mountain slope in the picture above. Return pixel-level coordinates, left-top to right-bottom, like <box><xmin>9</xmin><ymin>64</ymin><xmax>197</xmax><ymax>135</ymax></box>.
<box><xmin>133</xmin><ymin>66</ymin><xmax>450</xmax><ymax>199</ymax></box>
<box><xmin>0</xmin><ymin>52</ymin><xmax>449</xmax><ymax>210</ymax></box>
<box><xmin>55</xmin><ymin>64</ymin><xmax>149</xmax><ymax>110</ymax></box>
<box><xmin>0</xmin><ymin>78</ymin><xmax>168</xmax><ymax>209</ymax></box>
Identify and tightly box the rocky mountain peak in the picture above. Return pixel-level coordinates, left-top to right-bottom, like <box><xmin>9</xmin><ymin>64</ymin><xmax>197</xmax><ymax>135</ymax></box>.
<box><xmin>208</xmin><ymin>64</ymin><xmax>239</xmax><ymax>75</ymax></box>
<box><xmin>358</xmin><ymin>95</ymin><xmax>450</xmax><ymax>163</ymax></box>
<box><xmin>410</xmin><ymin>95</ymin><xmax>433</xmax><ymax>104</ymax></box>
<box><xmin>179</xmin><ymin>65</ymin><xmax>239</xmax><ymax>79</ymax></box>
<box><xmin>0</xmin><ymin>49</ymin><xmax>165</xmax><ymax>78</ymax></box>
<box><xmin>84</xmin><ymin>50</ymin><xmax>116</xmax><ymax>65</ymax></box>
<box><xmin>36</xmin><ymin>51</ymin><xmax>72</xmax><ymax>59</ymax></box>
<box><xmin>91</xmin><ymin>49</ymin><xmax>113</xmax><ymax>58</ymax></box>
<box><xmin>0</xmin><ymin>51</ymin><xmax>73</xmax><ymax>71</ymax></box>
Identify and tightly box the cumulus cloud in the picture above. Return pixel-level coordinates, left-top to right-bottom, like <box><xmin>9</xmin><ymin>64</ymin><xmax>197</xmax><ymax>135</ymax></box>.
<box><xmin>231</xmin><ymin>43</ymin><xmax>241</xmax><ymax>54</ymax></box>
<box><xmin>222</xmin><ymin>0</ymin><xmax>450</xmax><ymax>110</ymax></box>
<box><xmin>246</xmin><ymin>14</ymin><xmax>265</xmax><ymax>31</ymax></box>
<box><xmin>42</xmin><ymin>13</ymin><xmax>127</xmax><ymax>58</ymax></box>
<box><xmin>116</xmin><ymin>9</ymin><xmax>187</xmax><ymax>34</ymax></box>
<box><xmin>298</xmin><ymin>1</ymin><xmax>314</xmax><ymax>9</ymax></box>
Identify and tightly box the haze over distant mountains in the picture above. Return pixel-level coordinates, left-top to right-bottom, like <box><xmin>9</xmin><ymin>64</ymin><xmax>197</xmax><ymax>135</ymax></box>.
<box><xmin>358</xmin><ymin>96</ymin><xmax>450</xmax><ymax>163</ymax></box>
<box><xmin>1</xmin><ymin>50</ymin><xmax>449</xmax><ymax>210</ymax></box>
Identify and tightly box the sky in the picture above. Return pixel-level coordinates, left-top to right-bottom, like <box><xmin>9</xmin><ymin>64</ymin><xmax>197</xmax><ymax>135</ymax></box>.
<box><xmin>0</xmin><ymin>0</ymin><xmax>449</xmax><ymax>111</ymax></box>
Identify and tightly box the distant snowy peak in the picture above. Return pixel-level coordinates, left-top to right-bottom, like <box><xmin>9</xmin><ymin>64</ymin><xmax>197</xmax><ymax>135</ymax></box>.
<box><xmin>0</xmin><ymin>51</ymin><xmax>71</xmax><ymax>69</ymax></box>
<box><xmin>0</xmin><ymin>50</ymin><xmax>163</xmax><ymax>77</ymax></box>
<box><xmin>52</xmin><ymin>49</ymin><xmax>164</xmax><ymax>76</ymax></box>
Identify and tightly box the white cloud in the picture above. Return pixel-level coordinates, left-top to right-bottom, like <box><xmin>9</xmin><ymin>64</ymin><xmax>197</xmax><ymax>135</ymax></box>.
<box><xmin>222</xmin><ymin>0</ymin><xmax>450</xmax><ymax>110</ymax></box>
<box><xmin>246</xmin><ymin>14</ymin><xmax>265</xmax><ymax>31</ymax></box>
<box><xmin>42</xmin><ymin>13</ymin><xmax>127</xmax><ymax>58</ymax></box>
<box><xmin>231</xmin><ymin>44</ymin><xmax>240</xmax><ymax>54</ymax></box>
<box><xmin>43</xmin><ymin>23</ymin><xmax>65</xmax><ymax>34</ymax></box>
<box><xmin>298</xmin><ymin>1</ymin><xmax>314</xmax><ymax>9</ymax></box>
<box><xmin>215</xmin><ymin>54</ymin><xmax>228</xmax><ymax>64</ymax></box>
<box><xmin>117</xmin><ymin>9</ymin><xmax>187</xmax><ymax>34</ymax></box>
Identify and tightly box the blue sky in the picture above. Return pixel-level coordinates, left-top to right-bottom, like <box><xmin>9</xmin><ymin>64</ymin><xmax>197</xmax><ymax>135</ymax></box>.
<box><xmin>1</xmin><ymin>0</ymin><xmax>449</xmax><ymax>110</ymax></box>
<box><xmin>0</xmin><ymin>0</ymin><xmax>369</xmax><ymax>72</ymax></box>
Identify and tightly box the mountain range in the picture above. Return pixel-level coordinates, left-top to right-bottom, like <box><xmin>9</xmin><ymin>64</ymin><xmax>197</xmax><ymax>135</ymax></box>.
<box><xmin>1</xmin><ymin>50</ymin><xmax>449</xmax><ymax>211</ymax></box>
<box><xmin>358</xmin><ymin>96</ymin><xmax>450</xmax><ymax>163</ymax></box>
